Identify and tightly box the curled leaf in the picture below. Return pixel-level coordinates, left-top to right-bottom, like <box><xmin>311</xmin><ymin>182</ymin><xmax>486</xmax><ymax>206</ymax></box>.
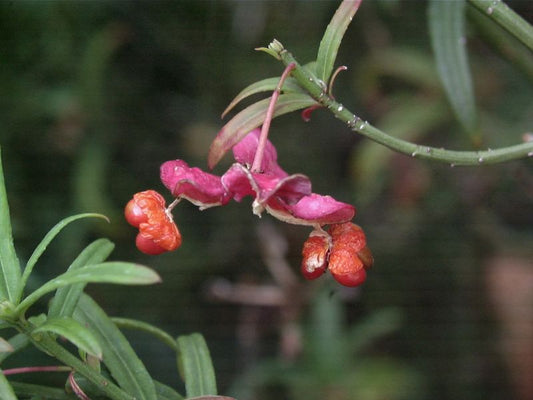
<box><xmin>21</xmin><ymin>213</ymin><xmax>109</xmax><ymax>296</ymax></box>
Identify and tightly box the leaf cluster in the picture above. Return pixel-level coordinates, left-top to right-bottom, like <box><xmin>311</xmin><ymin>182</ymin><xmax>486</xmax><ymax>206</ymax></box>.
<box><xmin>0</xmin><ymin>148</ymin><xmax>226</xmax><ymax>400</ymax></box>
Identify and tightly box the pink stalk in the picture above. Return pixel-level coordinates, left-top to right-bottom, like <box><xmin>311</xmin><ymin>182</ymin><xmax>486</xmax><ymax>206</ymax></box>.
<box><xmin>328</xmin><ymin>65</ymin><xmax>348</xmax><ymax>100</ymax></box>
<box><xmin>251</xmin><ymin>62</ymin><xmax>296</xmax><ymax>173</ymax></box>
<box><xmin>2</xmin><ymin>365</ymin><xmax>71</xmax><ymax>375</ymax></box>
<box><xmin>69</xmin><ymin>371</ymin><xmax>92</xmax><ymax>400</ymax></box>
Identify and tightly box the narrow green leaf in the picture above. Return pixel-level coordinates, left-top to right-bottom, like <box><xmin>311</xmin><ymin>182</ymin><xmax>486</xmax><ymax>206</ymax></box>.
<box><xmin>21</xmin><ymin>213</ymin><xmax>109</xmax><ymax>295</ymax></box>
<box><xmin>48</xmin><ymin>238</ymin><xmax>114</xmax><ymax>318</ymax></box>
<box><xmin>177</xmin><ymin>333</ymin><xmax>217</xmax><ymax>397</ymax></box>
<box><xmin>255</xmin><ymin>46</ymin><xmax>281</xmax><ymax>60</ymax></box>
<box><xmin>33</xmin><ymin>317</ymin><xmax>103</xmax><ymax>359</ymax></box>
<box><xmin>10</xmin><ymin>381</ymin><xmax>76</xmax><ymax>399</ymax></box>
<box><xmin>221</xmin><ymin>77</ymin><xmax>305</xmax><ymax>118</ymax></box>
<box><xmin>154</xmin><ymin>381</ymin><xmax>185</xmax><ymax>400</ymax></box>
<box><xmin>16</xmin><ymin>262</ymin><xmax>161</xmax><ymax>316</ymax></box>
<box><xmin>429</xmin><ymin>0</ymin><xmax>478</xmax><ymax>137</ymax></box>
<box><xmin>111</xmin><ymin>317</ymin><xmax>178</xmax><ymax>351</ymax></box>
<box><xmin>0</xmin><ymin>333</ymin><xmax>30</xmax><ymax>364</ymax></box>
<box><xmin>74</xmin><ymin>294</ymin><xmax>157</xmax><ymax>400</ymax></box>
<box><xmin>208</xmin><ymin>93</ymin><xmax>316</xmax><ymax>169</ymax></box>
<box><xmin>315</xmin><ymin>0</ymin><xmax>362</xmax><ymax>83</ymax></box>
<box><xmin>0</xmin><ymin>147</ymin><xmax>21</xmax><ymax>304</ymax></box>
<box><xmin>0</xmin><ymin>370</ymin><xmax>17</xmax><ymax>400</ymax></box>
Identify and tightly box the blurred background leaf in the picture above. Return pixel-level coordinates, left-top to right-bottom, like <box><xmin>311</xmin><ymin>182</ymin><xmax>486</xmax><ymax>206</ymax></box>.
<box><xmin>429</xmin><ymin>0</ymin><xmax>479</xmax><ymax>143</ymax></box>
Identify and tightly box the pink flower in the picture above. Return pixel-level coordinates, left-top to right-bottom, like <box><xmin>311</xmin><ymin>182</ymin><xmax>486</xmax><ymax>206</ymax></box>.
<box><xmin>160</xmin><ymin>159</ymin><xmax>230</xmax><ymax>209</ymax></box>
<box><xmin>159</xmin><ymin>129</ymin><xmax>355</xmax><ymax>226</ymax></box>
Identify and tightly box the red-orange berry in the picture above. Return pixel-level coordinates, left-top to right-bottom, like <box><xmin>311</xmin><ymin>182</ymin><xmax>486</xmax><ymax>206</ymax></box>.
<box><xmin>138</xmin><ymin>213</ymin><xmax>181</xmax><ymax>253</ymax></box>
<box><xmin>125</xmin><ymin>199</ymin><xmax>148</xmax><ymax>227</ymax></box>
<box><xmin>125</xmin><ymin>190</ymin><xmax>166</xmax><ymax>228</ymax></box>
<box><xmin>135</xmin><ymin>233</ymin><xmax>168</xmax><ymax>255</ymax></box>
<box><xmin>125</xmin><ymin>190</ymin><xmax>182</xmax><ymax>254</ymax></box>
<box><xmin>328</xmin><ymin>222</ymin><xmax>366</xmax><ymax>253</ymax></box>
<box><xmin>301</xmin><ymin>234</ymin><xmax>330</xmax><ymax>280</ymax></box>
<box><xmin>327</xmin><ymin>222</ymin><xmax>370</xmax><ymax>287</ymax></box>
<box><xmin>330</xmin><ymin>266</ymin><xmax>367</xmax><ymax>287</ymax></box>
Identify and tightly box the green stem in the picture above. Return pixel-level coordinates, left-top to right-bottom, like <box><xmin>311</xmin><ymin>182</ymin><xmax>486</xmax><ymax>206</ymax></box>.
<box><xmin>468</xmin><ymin>0</ymin><xmax>533</xmax><ymax>52</ymax></box>
<box><xmin>276</xmin><ymin>45</ymin><xmax>533</xmax><ymax>166</ymax></box>
<box><xmin>14</xmin><ymin>321</ymin><xmax>134</xmax><ymax>400</ymax></box>
<box><xmin>467</xmin><ymin>6</ymin><xmax>533</xmax><ymax>81</ymax></box>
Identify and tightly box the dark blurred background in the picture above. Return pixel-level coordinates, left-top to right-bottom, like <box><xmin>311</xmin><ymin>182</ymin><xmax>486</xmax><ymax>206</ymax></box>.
<box><xmin>1</xmin><ymin>1</ymin><xmax>532</xmax><ymax>399</ymax></box>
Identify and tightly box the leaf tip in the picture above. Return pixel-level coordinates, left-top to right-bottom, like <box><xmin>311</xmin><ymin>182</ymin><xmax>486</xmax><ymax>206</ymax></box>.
<box><xmin>255</xmin><ymin>39</ymin><xmax>284</xmax><ymax>60</ymax></box>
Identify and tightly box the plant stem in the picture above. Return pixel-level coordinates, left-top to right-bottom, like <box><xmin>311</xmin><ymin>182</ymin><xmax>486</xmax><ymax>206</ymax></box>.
<box><xmin>275</xmin><ymin>45</ymin><xmax>533</xmax><ymax>166</ymax></box>
<box><xmin>251</xmin><ymin>62</ymin><xmax>296</xmax><ymax>173</ymax></box>
<box><xmin>2</xmin><ymin>365</ymin><xmax>71</xmax><ymax>376</ymax></box>
<box><xmin>468</xmin><ymin>0</ymin><xmax>533</xmax><ymax>52</ymax></box>
<box><xmin>37</xmin><ymin>337</ymin><xmax>133</xmax><ymax>400</ymax></box>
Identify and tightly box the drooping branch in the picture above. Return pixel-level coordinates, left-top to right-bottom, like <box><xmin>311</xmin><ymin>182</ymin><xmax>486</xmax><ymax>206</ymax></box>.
<box><xmin>270</xmin><ymin>41</ymin><xmax>533</xmax><ymax>166</ymax></box>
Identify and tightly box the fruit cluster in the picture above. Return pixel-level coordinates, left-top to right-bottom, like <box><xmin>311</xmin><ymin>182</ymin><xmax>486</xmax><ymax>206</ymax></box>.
<box><xmin>301</xmin><ymin>222</ymin><xmax>373</xmax><ymax>287</ymax></box>
<box><xmin>124</xmin><ymin>190</ymin><xmax>181</xmax><ymax>255</ymax></box>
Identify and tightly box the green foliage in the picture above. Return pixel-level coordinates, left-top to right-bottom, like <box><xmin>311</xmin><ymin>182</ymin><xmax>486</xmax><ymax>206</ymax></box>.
<box><xmin>315</xmin><ymin>0</ymin><xmax>362</xmax><ymax>82</ymax></box>
<box><xmin>230</xmin><ymin>289</ymin><xmax>422</xmax><ymax>400</ymax></box>
<box><xmin>48</xmin><ymin>239</ymin><xmax>115</xmax><ymax>318</ymax></box>
<box><xmin>0</xmin><ymin>371</ymin><xmax>18</xmax><ymax>400</ymax></box>
<box><xmin>73</xmin><ymin>294</ymin><xmax>158</xmax><ymax>400</ymax></box>
<box><xmin>0</xmin><ymin>148</ymin><xmax>21</xmax><ymax>304</ymax></box>
<box><xmin>177</xmin><ymin>333</ymin><xmax>218</xmax><ymax>398</ymax></box>
<box><xmin>32</xmin><ymin>317</ymin><xmax>103</xmax><ymax>359</ymax></box>
<box><xmin>0</xmin><ymin>153</ymin><xmax>218</xmax><ymax>399</ymax></box>
<box><xmin>21</xmin><ymin>213</ymin><xmax>110</xmax><ymax>298</ymax></box>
